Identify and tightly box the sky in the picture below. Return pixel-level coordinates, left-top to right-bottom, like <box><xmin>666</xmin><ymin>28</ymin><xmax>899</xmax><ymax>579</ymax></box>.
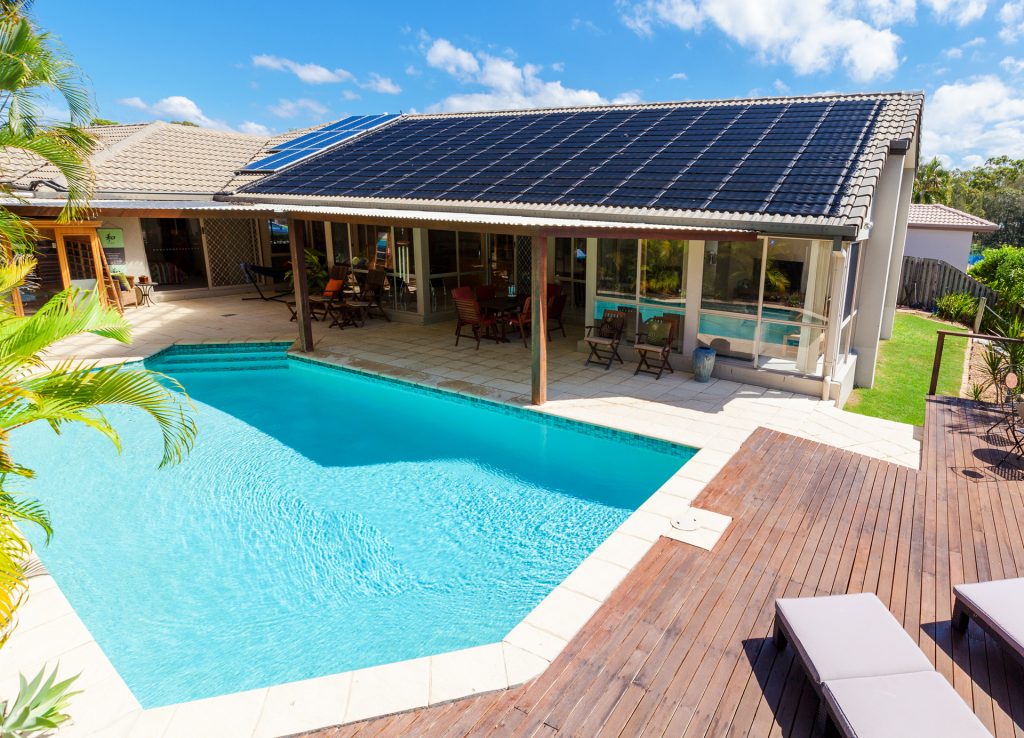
<box><xmin>37</xmin><ymin>0</ymin><xmax>1024</xmax><ymax>169</ymax></box>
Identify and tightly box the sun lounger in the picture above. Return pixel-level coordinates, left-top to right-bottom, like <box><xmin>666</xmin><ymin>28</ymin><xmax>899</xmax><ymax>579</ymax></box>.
<box><xmin>953</xmin><ymin>577</ymin><xmax>1024</xmax><ymax>667</ymax></box>
<box><xmin>774</xmin><ymin>592</ymin><xmax>990</xmax><ymax>737</ymax></box>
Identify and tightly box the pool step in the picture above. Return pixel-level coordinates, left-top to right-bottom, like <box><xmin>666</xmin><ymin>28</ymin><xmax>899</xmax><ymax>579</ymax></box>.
<box><xmin>146</xmin><ymin>343</ymin><xmax>291</xmax><ymax>373</ymax></box>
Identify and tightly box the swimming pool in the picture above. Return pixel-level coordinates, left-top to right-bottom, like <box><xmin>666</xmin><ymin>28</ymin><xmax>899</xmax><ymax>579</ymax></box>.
<box><xmin>14</xmin><ymin>344</ymin><xmax>693</xmax><ymax>707</ymax></box>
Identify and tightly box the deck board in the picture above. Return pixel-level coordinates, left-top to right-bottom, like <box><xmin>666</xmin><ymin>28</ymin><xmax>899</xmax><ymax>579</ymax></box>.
<box><xmin>306</xmin><ymin>397</ymin><xmax>1024</xmax><ymax>737</ymax></box>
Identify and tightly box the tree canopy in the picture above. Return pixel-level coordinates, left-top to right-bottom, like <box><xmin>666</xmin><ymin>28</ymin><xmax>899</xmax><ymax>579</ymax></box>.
<box><xmin>913</xmin><ymin>156</ymin><xmax>1024</xmax><ymax>251</ymax></box>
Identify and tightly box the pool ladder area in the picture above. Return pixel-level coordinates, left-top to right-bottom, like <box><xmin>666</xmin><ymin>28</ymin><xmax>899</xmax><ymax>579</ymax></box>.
<box><xmin>146</xmin><ymin>343</ymin><xmax>292</xmax><ymax>373</ymax></box>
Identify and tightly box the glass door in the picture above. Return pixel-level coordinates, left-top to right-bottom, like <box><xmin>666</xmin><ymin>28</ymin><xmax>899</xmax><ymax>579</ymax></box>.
<box><xmin>555</xmin><ymin>237</ymin><xmax>587</xmax><ymax>321</ymax></box>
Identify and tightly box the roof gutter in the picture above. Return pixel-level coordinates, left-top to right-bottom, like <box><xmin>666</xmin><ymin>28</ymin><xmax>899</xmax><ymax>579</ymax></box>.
<box><xmin>217</xmin><ymin>193</ymin><xmax>862</xmax><ymax>240</ymax></box>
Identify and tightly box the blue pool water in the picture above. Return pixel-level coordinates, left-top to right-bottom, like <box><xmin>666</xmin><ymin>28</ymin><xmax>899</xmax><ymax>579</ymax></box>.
<box><xmin>14</xmin><ymin>344</ymin><xmax>693</xmax><ymax>707</ymax></box>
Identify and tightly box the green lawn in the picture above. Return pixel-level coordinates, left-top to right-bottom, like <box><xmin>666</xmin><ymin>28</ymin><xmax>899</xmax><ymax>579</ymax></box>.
<box><xmin>845</xmin><ymin>312</ymin><xmax>966</xmax><ymax>426</ymax></box>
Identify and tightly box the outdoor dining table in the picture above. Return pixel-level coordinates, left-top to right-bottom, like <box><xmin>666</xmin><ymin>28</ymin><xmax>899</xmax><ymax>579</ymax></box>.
<box><xmin>478</xmin><ymin>297</ymin><xmax>519</xmax><ymax>342</ymax></box>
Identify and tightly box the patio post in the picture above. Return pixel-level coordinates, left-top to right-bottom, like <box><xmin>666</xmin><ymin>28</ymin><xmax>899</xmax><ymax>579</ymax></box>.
<box><xmin>288</xmin><ymin>215</ymin><xmax>314</xmax><ymax>353</ymax></box>
<box><xmin>531</xmin><ymin>234</ymin><xmax>548</xmax><ymax>405</ymax></box>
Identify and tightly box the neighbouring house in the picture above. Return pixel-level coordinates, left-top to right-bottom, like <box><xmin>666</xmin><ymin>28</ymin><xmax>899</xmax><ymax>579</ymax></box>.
<box><xmin>904</xmin><ymin>203</ymin><xmax>998</xmax><ymax>270</ymax></box>
<box><xmin>2</xmin><ymin>92</ymin><xmax>924</xmax><ymax>405</ymax></box>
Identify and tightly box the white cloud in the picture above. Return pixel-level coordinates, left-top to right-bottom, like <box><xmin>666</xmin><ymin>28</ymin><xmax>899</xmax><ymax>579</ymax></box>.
<box><xmin>342</xmin><ymin>89</ymin><xmax>361</xmax><ymax>101</ymax></box>
<box><xmin>422</xmin><ymin>37</ymin><xmax>641</xmax><ymax>112</ymax></box>
<box><xmin>924</xmin><ymin>0</ymin><xmax>988</xmax><ymax>24</ymax></box>
<box><xmin>405</xmin><ymin>65</ymin><xmax>421</xmax><ymax>76</ymax></box>
<box><xmin>117</xmin><ymin>95</ymin><xmax>232</xmax><ymax>130</ymax></box>
<box><xmin>238</xmin><ymin>121</ymin><xmax>272</xmax><ymax>136</ymax></box>
<box><xmin>1000</xmin><ymin>1</ymin><xmax>1024</xmax><ymax>40</ymax></box>
<box><xmin>425</xmin><ymin>39</ymin><xmax>480</xmax><ymax>79</ymax></box>
<box><xmin>268</xmin><ymin>98</ymin><xmax>329</xmax><ymax>119</ymax></box>
<box><xmin>848</xmin><ymin>0</ymin><xmax>917</xmax><ymax>25</ymax></box>
<box><xmin>252</xmin><ymin>54</ymin><xmax>354</xmax><ymax>84</ymax></box>
<box><xmin>617</xmin><ymin>0</ymin><xmax>901</xmax><ymax>82</ymax></box>
<box><xmin>552</xmin><ymin>62</ymin><xmax>565</xmax><ymax>72</ymax></box>
<box><xmin>362</xmin><ymin>73</ymin><xmax>401</xmax><ymax>94</ymax></box>
<box><xmin>570</xmin><ymin>17</ymin><xmax>604</xmax><ymax>34</ymax></box>
<box><xmin>945</xmin><ymin>46</ymin><xmax>965</xmax><ymax>57</ymax></box>
<box><xmin>1001</xmin><ymin>55</ymin><xmax>1024</xmax><ymax>72</ymax></box>
<box><xmin>669</xmin><ymin>71</ymin><xmax>689</xmax><ymax>80</ymax></box>
<box><xmin>773</xmin><ymin>78</ymin><xmax>791</xmax><ymax>93</ymax></box>
<box><xmin>922</xmin><ymin>75</ymin><xmax>1024</xmax><ymax>166</ymax></box>
<box><xmin>965</xmin><ymin>35</ymin><xmax>987</xmax><ymax>45</ymax></box>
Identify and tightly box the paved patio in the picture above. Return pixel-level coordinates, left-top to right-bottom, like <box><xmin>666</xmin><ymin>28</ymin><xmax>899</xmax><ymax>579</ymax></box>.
<box><xmin>51</xmin><ymin>292</ymin><xmax>921</xmax><ymax>469</ymax></box>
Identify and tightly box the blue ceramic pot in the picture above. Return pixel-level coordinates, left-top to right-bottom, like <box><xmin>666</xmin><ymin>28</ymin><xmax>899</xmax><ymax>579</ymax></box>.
<box><xmin>692</xmin><ymin>346</ymin><xmax>716</xmax><ymax>382</ymax></box>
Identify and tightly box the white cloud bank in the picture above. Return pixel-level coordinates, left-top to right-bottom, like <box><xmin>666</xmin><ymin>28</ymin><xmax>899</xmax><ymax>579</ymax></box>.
<box><xmin>251</xmin><ymin>55</ymin><xmax>401</xmax><ymax>95</ymax></box>
<box><xmin>922</xmin><ymin>75</ymin><xmax>1024</xmax><ymax>166</ymax></box>
<box><xmin>422</xmin><ymin>37</ymin><xmax>641</xmax><ymax>112</ymax></box>
<box><xmin>617</xmin><ymin>0</ymin><xmax>990</xmax><ymax>82</ymax></box>
<box><xmin>119</xmin><ymin>95</ymin><xmax>269</xmax><ymax>135</ymax></box>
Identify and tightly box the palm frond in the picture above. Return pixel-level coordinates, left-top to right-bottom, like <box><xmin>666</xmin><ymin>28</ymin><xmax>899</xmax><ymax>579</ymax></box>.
<box><xmin>5</xmin><ymin>361</ymin><xmax>196</xmax><ymax>468</ymax></box>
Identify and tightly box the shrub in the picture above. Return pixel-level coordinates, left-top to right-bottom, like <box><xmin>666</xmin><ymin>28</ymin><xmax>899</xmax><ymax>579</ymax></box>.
<box><xmin>934</xmin><ymin>292</ymin><xmax>978</xmax><ymax>326</ymax></box>
<box><xmin>968</xmin><ymin>245</ymin><xmax>1024</xmax><ymax>307</ymax></box>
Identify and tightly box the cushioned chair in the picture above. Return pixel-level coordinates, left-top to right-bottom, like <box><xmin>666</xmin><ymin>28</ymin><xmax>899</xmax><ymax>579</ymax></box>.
<box><xmin>585</xmin><ymin>310</ymin><xmax>627</xmax><ymax>370</ymax></box>
<box><xmin>953</xmin><ymin>577</ymin><xmax>1024</xmax><ymax>668</ymax></box>
<box><xmin>774</xmin><ymin>593</ymin><xmax>989</xmax><ymax>738</ymax></box>
<box><xmin>506</xmin><ymin>297</ymin><xmax>532</xmax><ymax>347</ymax></box>
<box><xmin>547</xmin><ymin>293</ymin><xmax>567</xmax><ymax>340</ymax></box>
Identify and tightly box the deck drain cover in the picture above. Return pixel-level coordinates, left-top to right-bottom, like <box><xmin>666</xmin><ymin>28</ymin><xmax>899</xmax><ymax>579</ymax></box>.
<box><xmin>671</xmin><ymin>515</ymin><xmax>700</xmax><ymax>532</ymax></box>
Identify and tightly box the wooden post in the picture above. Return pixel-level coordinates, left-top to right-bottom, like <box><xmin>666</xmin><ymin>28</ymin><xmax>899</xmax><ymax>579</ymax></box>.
<box><xmin>1</xmin><ymin>239</ymin><xmax>23</xmax><ymax>316</ymax></box>
<box><xmin>54</xmin><ymin>231</ymin><xmax>71</xmax><ymax>290</ymax></box>
<box><xmin>288</xmin><ymin>216</ymin><xmax>314</xmax><ymax>353</ymax></box>
<box><xmin>531</xmin><ymin>234</ymin><xmax>548</xmax><ymax>405</ymax></box>
<box><xmin>88</xmin><ymin>230</ymin><xmax>108</xmax><ymax>307</ymax></box>
<box><xmin>928</xmin><ymin>331</ymin><xmax>946</xmax><ymax>396</ymax></box>
<box><xmin>973</xmin><ymin>296</ymin><xmax>987</xmax><ymax>334</ymax></box>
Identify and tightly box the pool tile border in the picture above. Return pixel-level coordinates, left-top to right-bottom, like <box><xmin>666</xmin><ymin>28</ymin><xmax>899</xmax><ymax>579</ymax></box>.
<box><xmin>7</xmin><ymin>343</ymin><xmax>735</xmax><ymax>737</ymax></box>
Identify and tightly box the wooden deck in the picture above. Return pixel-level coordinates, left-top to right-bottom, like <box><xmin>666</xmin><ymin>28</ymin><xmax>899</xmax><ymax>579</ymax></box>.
<box><xmin>308</xmin><ymin>397</ymin><xmax>1024</xmax><ymax>737</ymax></box>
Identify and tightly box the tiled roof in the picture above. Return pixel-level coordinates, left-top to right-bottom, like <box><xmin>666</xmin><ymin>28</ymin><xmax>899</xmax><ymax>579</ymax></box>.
<box><xmin>1</xmin><ymin>122</ymin><xmax>274</xmax><ymax>197</ymax></box>
<box><xmin>907</xmin><ymin>203</ymin><xmax>998</xmax><ymax>232</ymax></box>
<box><xmin>235</xmin><ymin>92</ymin><xmax>924</xmax><ymax>236</ymax></box>
<box><xmin>222</xmin><ymin>124</ymin><xmax>325</xmax><ymax>193</ymax></box>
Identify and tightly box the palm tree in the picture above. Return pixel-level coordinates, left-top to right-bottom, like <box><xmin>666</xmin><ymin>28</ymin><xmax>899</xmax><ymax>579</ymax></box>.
<box><xmin>913</xmin><ymin>157</ymin><xmax>952</xmax><ymax>205</ymax></box>
<box><xmin>0</xmin><ymin>8</ymin><xmax>95</xmax><ymax>251</ymax></box>
<box><xmin>0</xmin><ymin>256</ymin><xmax>196</xmax><ymax>645</ymax></box>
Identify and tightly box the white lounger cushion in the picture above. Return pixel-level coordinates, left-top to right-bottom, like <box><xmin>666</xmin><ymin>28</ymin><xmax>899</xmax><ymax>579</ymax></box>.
<box><xmin>955</xmin><ymin>578</ymin><xmax>1024</xmax><ymax>660</ymax></box>
<box><xmin>776</xmin><ymin>593</ymin><xmax>933</xmax><ymax>684</ymax></box>
<box><xmin>823</xmin><ymin>672</ymin><xmax>991</xmax><ymax>738</ymax></box>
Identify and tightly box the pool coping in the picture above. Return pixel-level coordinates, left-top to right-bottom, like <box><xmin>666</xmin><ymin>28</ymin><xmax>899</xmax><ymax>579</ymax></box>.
<box><xmin>17</xmin><ymin>343</ymin><xmax>734</xmax><ymax>738</ymax></box>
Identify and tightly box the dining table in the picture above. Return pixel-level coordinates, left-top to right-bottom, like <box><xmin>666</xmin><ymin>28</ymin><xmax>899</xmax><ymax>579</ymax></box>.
<box><xmin>478</xmin><ymin>297</ymin><xmax>520</xmax><ymax>343</ymax></box>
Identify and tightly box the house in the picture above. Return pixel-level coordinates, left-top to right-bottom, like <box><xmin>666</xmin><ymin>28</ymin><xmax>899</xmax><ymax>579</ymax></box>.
<box><xmin>904</xmin><ymin>203</ymin><xmax>998</xmax><ymax>270</ymax></box>
<box><xmin>3</xmin><ymin>92</ymin><xmax>924</xmax><ymax>405</ymax></box>
<box><xmin>0</xmin><ymin>121</ymin><xmax>309</xmax><ymax>304</ymax></box>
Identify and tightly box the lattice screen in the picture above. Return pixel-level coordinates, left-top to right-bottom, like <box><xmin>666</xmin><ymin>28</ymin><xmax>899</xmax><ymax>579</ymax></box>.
<box><xmin>514</xmin><ymin>234</ymin><xmax>532</xmax><ymax>297</ymax></box>
<box><xmin>203</xmin><ymin>218</ymin><xmax>260</xmax><ymax>287</ymax></box>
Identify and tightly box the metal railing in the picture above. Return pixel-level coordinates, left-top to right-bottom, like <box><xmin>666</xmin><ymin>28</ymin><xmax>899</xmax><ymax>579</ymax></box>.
<box><xmin>929</xmin><ymin>330</ymin><xmax>1024</xmax><ymax>395</ymax></box>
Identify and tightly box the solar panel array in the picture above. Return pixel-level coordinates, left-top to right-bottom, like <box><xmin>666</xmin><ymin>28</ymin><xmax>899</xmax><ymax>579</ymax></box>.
<box><xmin>242</xmin><ymin>99</ymin><xmax>883</xmax><ymax>217</ymax></box>
<box><xmin>241</xmin><ymin>113</ymin><xmax>399</xmax><ymax>172</ymax></box>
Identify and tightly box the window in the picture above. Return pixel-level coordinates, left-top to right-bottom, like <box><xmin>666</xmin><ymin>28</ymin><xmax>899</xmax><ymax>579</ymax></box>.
<box><xmin>698</xmin><ymin>238</ymin><xmax>834</xmax><ymax>375</ymax></box>
<box><xmin>555</xmin><ymin>237</ymin><xmax>587</xmax><ymax>316</ymax></box>
<box><xmin>141</xmin><ymin>218</ymin><xmax>207</xmax><ymax>290</ymax></box>
<box><xmin>331</xmin><ymin>222</ymin><xmax>350</xmax><ymax>266</ymax></box>
<box><xmin>427</xmin><ymin>230</ymin><xmax>490</xmax><ymax>312</ymax></box>
<box><xmin>595</xmin><ymin>238</ymin><xmax>687</xmax><ymax>350</ymax></box>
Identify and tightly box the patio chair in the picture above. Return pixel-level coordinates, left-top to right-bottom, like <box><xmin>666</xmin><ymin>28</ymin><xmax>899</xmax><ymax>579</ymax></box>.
<box><xmin>547</xmin><ymin>293</ymin><xmax>567</xmax><ymax>340</ymax></box>
<box><xmin>986</xmin><ymin>370</ymin><xmax>1019</xmax><ymax>434</ymax></box>
<box><xmin>585</xmin><ymin>310</ymin><xmax>627</xmax><ymax>370</ymax></box>
<box><xmin>774</xmin><ymin>593</ymin><xmax>990</xmax><ymax>738</ymax></box>
<box><xmin>347</xmin><ymin>268</ymin><xmax>391</xmax><ymax>322</ymax></box>
<box><xmin>1001</xmin><ymin>403</ymin><xmax>1024</xmax><ymax>467</ymax></box>
<box><xmin>241</xmin><ymin>262</ymin><xmax>292</xmax><ymax>302</ymax></box>
<box><xmin>506</xmin><ymin>297</ymin><xmax>532</xmax><ymax>348</ymax></box>
<box><xmin>634</xmin><ymin>316</ymin><xmax>677</xmax><ymax>379</ymax></box>
<box><xmin>453</xmin><ymin>292</ymin><xmax>499</xmax><ymax>349</ymax></box>
<box><xmin>953</xmin><ymin>577</ymin><xmax>1024</xmax><ymax>669</ymax></box>
<box><xmin>476</xmin><ymin>284</ymin><xmax>497</xmax><ymax>301</ymax></box>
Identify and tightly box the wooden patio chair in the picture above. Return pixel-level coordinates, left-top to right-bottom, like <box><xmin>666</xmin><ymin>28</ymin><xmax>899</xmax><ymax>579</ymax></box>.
<box><xmin>584</xmin><ymin>309</ymin><xmax>627</xmax><ymax>370</ymax></box>
<box><xmin>454</xmin><ymin>293</ymin><xmax>499</xmax><ymax>349</ymax></box>
<box><xmin>998</xmin><ymin>402</ymin><xmax>1024</xmax><ymax>468</ymax></box>
<box><xmin>547</xmin><ymin>292</ymin><xmax>567</xmax><ymax>339</ymax></box>
<box><xmin>986</xmin><ymin>370</ymin><xmax>1019</xmax><ymax>434</ymax></box>
<box><xmin>634</xmin><ymin>316</ymin><xmax>677</xmax><ymax>379</ymax></box>
<box><xmin>347</xmin><ymin>267</ymin><xmax>391</xmax><ymax>322</ymax></box>
<box><xmin>506</xmin><ymin>297</ymin><xmax>532</xmax><ymax>347</ymax></box>
<box><xmin>287</xmin><ymin>277</ymin><xmax>348</xmax><ymax>322</ymax></box>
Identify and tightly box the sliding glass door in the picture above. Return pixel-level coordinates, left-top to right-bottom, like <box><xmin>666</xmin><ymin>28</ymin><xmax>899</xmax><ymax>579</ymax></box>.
<box><xmin>698</xmin><ymin>238</ymin><xmax>832</xmax><ymax>375</ymax></box>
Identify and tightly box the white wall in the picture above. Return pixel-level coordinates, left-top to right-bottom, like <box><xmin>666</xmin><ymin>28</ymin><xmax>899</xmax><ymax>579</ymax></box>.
<box><xmin>98</xmin><ymin>217</ymin><xmax>149</xmax><ymax>279</ymax></box>
<box><xmin>903</xmin><ymin>227</ymin><xmax>972</xmax><ymax>271</ymax></box>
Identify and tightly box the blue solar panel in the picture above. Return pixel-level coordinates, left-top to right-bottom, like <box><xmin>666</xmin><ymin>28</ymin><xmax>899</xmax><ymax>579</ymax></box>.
<box><xmin>241</xmin><ymin>99</ymin><xmax>890</xmax><ymax>217</ymax></box>
<box><xmin>242</xmin><ymin>113</ymin><xmax>400</xmax><ymax>172</ymax></box>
